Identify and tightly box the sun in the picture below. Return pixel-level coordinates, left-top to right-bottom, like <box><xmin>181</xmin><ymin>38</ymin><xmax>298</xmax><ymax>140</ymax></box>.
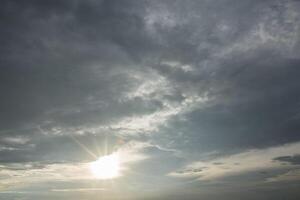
<box><xmin>90</xmin><ymin>153</ymin><xmax>120</xmax><ymax>179</ymax></box>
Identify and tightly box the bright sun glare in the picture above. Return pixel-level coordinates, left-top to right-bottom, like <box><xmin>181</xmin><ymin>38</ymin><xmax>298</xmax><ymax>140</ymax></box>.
<box><xmin>90</xmin><ymin>153</ymin><xmax>120</xmax><ymax>179</ymax></box>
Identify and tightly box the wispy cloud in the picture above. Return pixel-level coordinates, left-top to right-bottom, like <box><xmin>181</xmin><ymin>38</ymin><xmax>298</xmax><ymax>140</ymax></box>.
<box><xmin>50</xmin><ymin>188</ymin><xmax>107</xmax><ymax>192</ymax></box>
<box><xmin>169</xmin><ymin>142</ymin><xmax>300</xmax><ymax>181</ymax></box>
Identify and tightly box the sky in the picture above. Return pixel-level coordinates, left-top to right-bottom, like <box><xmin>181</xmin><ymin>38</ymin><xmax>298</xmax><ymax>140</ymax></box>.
<box><xmin>0</xmin><ymin>0</ymin><xmax>300</xmax><ymax>199</ymax></box>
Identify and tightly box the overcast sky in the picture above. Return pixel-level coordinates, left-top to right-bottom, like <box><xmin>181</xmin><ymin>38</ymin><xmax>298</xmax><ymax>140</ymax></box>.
<box><xmin>1</xmin><ymin>0</ymin><xmax>300</xmax><ymax>199</ymax></box>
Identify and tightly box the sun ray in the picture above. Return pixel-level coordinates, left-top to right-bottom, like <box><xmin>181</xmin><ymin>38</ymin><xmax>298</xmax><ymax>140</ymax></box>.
<box><xmin>69</xmin><ymin>135</ymin><xmax>98</xmax><ymax>159</ymax></box>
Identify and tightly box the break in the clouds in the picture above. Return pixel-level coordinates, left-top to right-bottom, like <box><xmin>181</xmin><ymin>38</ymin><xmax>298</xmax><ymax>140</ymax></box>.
<box><xmin>0</xmin><ymin>0</ymin><xmax>300</xmax><ymax>200</ymax></box>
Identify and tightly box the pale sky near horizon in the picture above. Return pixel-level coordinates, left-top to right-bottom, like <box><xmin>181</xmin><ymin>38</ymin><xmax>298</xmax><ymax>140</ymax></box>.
<box><xmin>1</xmin><ymin>0</ymin><xmax>300</xmax><ymax>199</ymax></box>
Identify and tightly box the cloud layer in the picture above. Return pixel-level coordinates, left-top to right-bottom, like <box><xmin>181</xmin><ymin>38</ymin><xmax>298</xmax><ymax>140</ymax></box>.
<box><xmin>1</xmin><ymin>0</ymin><xmax>300</xmax><ymax>199</ymax></box>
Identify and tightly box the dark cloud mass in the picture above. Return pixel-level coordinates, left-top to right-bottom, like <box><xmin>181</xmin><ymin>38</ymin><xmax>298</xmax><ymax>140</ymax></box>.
<box><xmin>0</xmin><ymin>0</ymin><xmax>300</xmax><ymax>199</ymax></box>
<box><xmin>274</xmin><ymin>155</ymin><xmax>300</xmax><ymax>165</ymax></box>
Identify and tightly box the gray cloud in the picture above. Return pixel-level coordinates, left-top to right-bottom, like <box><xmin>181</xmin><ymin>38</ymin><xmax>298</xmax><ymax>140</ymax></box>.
<box><xmin>1</xmin><ymin>0</ymin><xmax>300</xmax><ymax>199</ymax></box>
<box><xmin>273</xmin><ymin>155</ymin><xmax>300</xmax><ymax>165</ymax></box>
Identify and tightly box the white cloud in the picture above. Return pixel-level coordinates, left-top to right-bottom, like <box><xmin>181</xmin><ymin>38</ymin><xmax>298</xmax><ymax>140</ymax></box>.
<box><xmin>117</xmin><ymin>141</ymin><xmax>150</xmax><ymax>165</ymax></box>
<box><xmin>169</xmin><ymin>142</ymin><xmax>300</xmax><ymax>181</ymax></box>
<box><xmin>2</xmin><ymin>136</ymin><xmax>30</xmax><ymax>145</ymax></box>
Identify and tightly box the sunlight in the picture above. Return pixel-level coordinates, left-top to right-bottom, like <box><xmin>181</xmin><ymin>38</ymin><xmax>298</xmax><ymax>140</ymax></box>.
<box><xmin>90</xmin><ymin>153</ymin><xmax>120</xmax><ymax>179</ymax></box>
